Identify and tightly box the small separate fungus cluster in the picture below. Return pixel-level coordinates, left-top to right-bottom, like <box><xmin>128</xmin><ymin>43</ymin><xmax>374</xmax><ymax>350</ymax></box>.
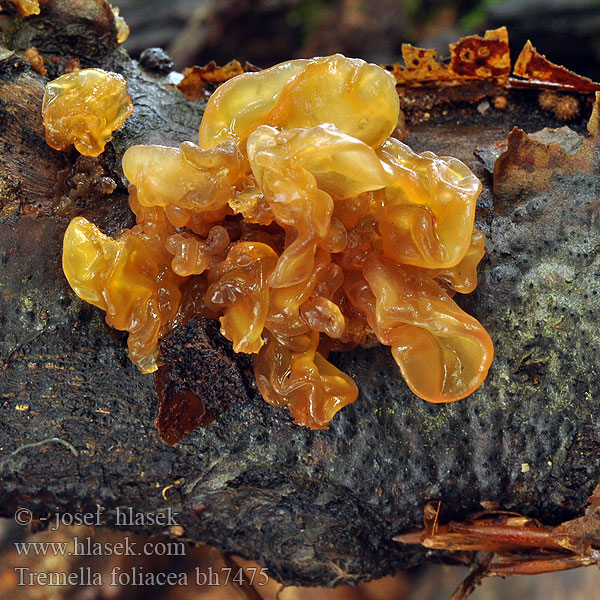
<box><xmin>61</xmin><ymin>54</ymin><xmax>494</xmax><ymax>429</ymax></box>
<box><xmin>8</xmin><ymin>0</ymin><xmax>45</xmax><ymax>17</ymax></box>
<box><xmin>42</xmin><ymin>68</ymin><xmax>133</xmax><ymax>157</ymax></box>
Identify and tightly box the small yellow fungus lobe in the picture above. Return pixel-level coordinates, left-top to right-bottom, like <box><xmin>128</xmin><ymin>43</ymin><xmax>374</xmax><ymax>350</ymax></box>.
<box><xmin>24</xmin><ymin>47</ymin><xmax>46</xmax><ymax>76</ymax></box>
<box><xmin>9</xmin><ymin>0</ymin><xmax>43</xmax><ymax>17</ymax></box>
<box><xmin>111</xmin><ymin>6</ymin><xmax>130</xmax><ymax>44</ymax></box>
<box><xmin>42</xmin><ymin>68</ymin><xmax>133</xmax><ymax>157</ymax></box>
<box><xmin>63</xmin><ymin>213</ymin><xmax>182</xmax><ymax>374</ymax></box>
<box><xmin>62</xmin><ymin>54</ymin><xmax>493</xmax><ymax>429</ymax></box>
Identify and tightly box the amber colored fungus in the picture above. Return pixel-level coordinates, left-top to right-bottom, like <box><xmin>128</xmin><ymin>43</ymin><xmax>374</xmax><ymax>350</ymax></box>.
<box><xmin>42</xmin><ymin>69</ymin><xmax>133</xmax><ymax>157</ymax></box>
<box><xmin>8</xmin><ymin>0</ymin><xmax>44</xmax><ymax>16</ymax></box>
<box><xmin>24</xmin><ymin>47</ymin><xmax>46</xmax><ymax>76</ymax></box>
<box><xmin>62</xmin><ymin>54</ymin><xmax>494</xmax><ymax>429</ymax></box>
<box><xmin>111</xmin><ymin>6</ymin><xmax>130</xmax><ymax>44</ymax></box>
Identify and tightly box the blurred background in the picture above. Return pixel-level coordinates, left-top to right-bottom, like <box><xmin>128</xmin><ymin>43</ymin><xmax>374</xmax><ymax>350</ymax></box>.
<box><xmin>4</xmin><ymin>0</ymin><xmax>600</xmax><ymax>598</ymax></box>
<box><xmin>116</xmin><ymin>0</ymin><xmax>600</xmax><ymax>79</ymax></box>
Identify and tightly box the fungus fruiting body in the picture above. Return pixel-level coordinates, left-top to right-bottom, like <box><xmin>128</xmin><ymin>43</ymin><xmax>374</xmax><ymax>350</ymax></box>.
<box><xmin>9</xmin><ymin>0</ymin><xmax>43</xmax><ymax>16</ymax></box>
<box><xmin>111</xmin><ymin>7</ymin><xmax>130</xmax><ymax>44</ymax></box>
<box><xmin>42</xmin><ymin>68</ymin><xmax>133</xmax><ymax>157</ymax></box>
<box><xmin>61</xmin><ymin>54</ymin><xmax>494</xmax><ymax>429</ymax></box>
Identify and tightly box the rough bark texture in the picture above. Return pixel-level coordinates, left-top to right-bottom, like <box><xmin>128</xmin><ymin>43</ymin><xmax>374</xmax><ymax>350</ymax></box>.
<box><xmin>0</xmin><ymin>0</ymin><xmax>599</xmax><ymax>587</ymax></box>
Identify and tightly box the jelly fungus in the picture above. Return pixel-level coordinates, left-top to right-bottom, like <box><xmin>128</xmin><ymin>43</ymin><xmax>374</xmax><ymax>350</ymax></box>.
<box><xmin>9</xmin><ymin>0</ymin><xmax>43</xmax><ymax>16</ymax></box>
<box><xmin>61</xmin><ymin>54</ymin><xmax>493</xmax><ymax>429</ymax></box>
<box><xmin>111</xmin><ymin>6</ymin><xmax>130</xmax><ymax>44</ymax></box>
<box><xmin>42</xmin><ymin>68</ymin><xmax>133</xmax><ymax>157</ymax></box>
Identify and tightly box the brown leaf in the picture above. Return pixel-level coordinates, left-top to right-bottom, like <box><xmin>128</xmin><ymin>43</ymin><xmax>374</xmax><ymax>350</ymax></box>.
<box><xmin>492</xmin><ymin>94</ymin><xmax>600</xmax><ymax>201</ymax></box>
<box><xmin>387</xmin><ymin>27</ymin><xmax>510</xmax><ymax>86</ymax></box>
<box><xmin>588</xmin><ymin>483</ymin><xmax>600</xmax><ymax>507</ymax></box>
<box><xmin>513</xmin><ymin>40</ymin><xmax>600</xmax><ymax>92</ymax></box>
<box><xmin>493</xmin><ymin>127</ymin><xmax>576</xmax><ymax>200</ymax></box>
<box><xmin>552</xmin><ymin>483</ymin><xmax>600</xmax><ymax>557</ymax></box>
<box><xmin>177</xmin><ymin>59</ymin><xmax>245</xmax><ymax>100</ymax></box>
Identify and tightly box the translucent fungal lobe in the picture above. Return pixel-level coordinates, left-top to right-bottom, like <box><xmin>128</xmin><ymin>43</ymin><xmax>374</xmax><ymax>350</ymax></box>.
<box><xmin>43</xmin><ymin>68</ymin><xmax>133</xmax><ymax>157</ymax></box>
<box><xmin>61</xmin><ymin>54</ymin><xmax>493</xmax><ymax>430</ymax></box>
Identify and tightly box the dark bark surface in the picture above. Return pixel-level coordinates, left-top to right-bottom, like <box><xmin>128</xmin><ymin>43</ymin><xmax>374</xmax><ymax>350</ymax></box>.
<box><xmin>0</xmin><ymin>0</ymin><xmax>599</xmax><ymax>587</ymax></box>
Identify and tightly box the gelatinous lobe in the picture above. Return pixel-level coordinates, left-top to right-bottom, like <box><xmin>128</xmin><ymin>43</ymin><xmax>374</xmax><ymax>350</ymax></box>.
<box><xmin>61</xmin><ymin>54</ymin><xmax>493</xmax><ymax>431</ymax></box>
<box><xmin>166</xmin><ymin>226</ymin><xmax>230</xmax><ymax>276</ymax></box>
<box><xmin>254</xmin><ymin>331</ymin><xmax>359</xmax><ymax>429</ymax></box>
<box><xmin>345</xmin><ymin>255</ymin><xmax>493</xmax><ymax>402</ymax></box>
<box><xmin>266</xmin><ymin>249</ymin><xmax>334</xmax><ymax>351</ymax></box>
<box><xmin>377</xmin><ymin>138</ymin><xmax>481</xmax><ymax>269</ymax></box>
<box><xmin>248</xmin><ymin>123</ymin><xmax>391</xmax><ymax>288</ymax></box>
<box><xmin>430</xmin><ymin>229</ymin><xmax>486</xmax><ymax>294</ymax></box>
<box><xmin>9</xmin><ymin>0</ymin><xmax>44</xmax><ymax>16</ymax></box>
<box><xmin>205</xmin><ymin>242</ymin><xmax>278</xmax><ymax>354</ymax></box>
<box><xmin>43</xmin><ymin>69</ymin><xmax>133</xmax><ymax>157</ymax></box>
<box><xmin>111</xmin><ymin>6</ymin><xmax>130</xmax><ymax>44</ymax></box>
<box><xmin>63</xmin><ymin>215</ymin><xmax>182</xmax><ymax>373</ymax></box>
<box><xmin>123</xmin><ymin>142</ymin><xmax>243</xmax><ymax>212</ymax></box>
<box><xmin>198</xmin><ymin>54</ymin><xmax>399</xmax><ymax>149</ymax></box>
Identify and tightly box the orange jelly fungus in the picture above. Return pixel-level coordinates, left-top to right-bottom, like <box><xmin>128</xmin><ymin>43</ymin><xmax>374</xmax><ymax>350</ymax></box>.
<box><xmin>9</xmin><ymin>0</ymin><xmax>43</xmax><ymax>17</ymax></box>
<box><xmin>62</xmin><ymin>54</ymin><xmax>494</xmax><ymax>429</ymax></box>
<box><xmin>42</xmin><ymin>68</ymin><xmax>133</xmax><ymax>157</ymax></box>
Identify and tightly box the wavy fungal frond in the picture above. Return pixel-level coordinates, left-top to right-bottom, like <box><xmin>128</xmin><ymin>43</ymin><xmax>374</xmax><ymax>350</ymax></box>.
<box><xmin>60</xmin><ymin>54</ymin><xmax>493</xmax><ymax>430</ymax></box>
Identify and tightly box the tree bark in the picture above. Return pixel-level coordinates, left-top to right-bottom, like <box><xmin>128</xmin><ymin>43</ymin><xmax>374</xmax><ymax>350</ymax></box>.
<box><xmin>0</xmin><ymin>0</ymin><xmax>599</xmax><ymax>586</ymax></box>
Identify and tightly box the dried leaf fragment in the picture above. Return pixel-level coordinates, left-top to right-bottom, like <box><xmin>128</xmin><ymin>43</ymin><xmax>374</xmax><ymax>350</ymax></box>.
<box><xmin>177</xmin><ymin>60</ymin><xmax>245</xmax><ymax>100</ymax></box>
<box><xmin>388</xmin><ymin>27</ymin><xmax>510</xmax><ymax>86</ymax></box>
<box><xmin>553</xmin><ymin>484</ymin><xmax>600</xmax><ymax>557</ymax></box>
<box><xmin>492</xmin><ymin>116</ymin><xmax>599</xmax><ymax>200</ymax></box>
<box><xmin>513</xmin><ymin>40</ymin><xmax>600</xmax><ymax>92</ymax></box>
<box><xmin>395</xmin><ymin>485</ymin><xmax>600</xmax><ymax>596</ymax></box>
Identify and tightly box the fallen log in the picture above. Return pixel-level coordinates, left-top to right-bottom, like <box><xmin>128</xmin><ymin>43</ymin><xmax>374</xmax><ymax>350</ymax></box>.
<box><xmin>0</xmin><ymin>0</ymin><xmax>598</xmax><ymax>587</ymax></box>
